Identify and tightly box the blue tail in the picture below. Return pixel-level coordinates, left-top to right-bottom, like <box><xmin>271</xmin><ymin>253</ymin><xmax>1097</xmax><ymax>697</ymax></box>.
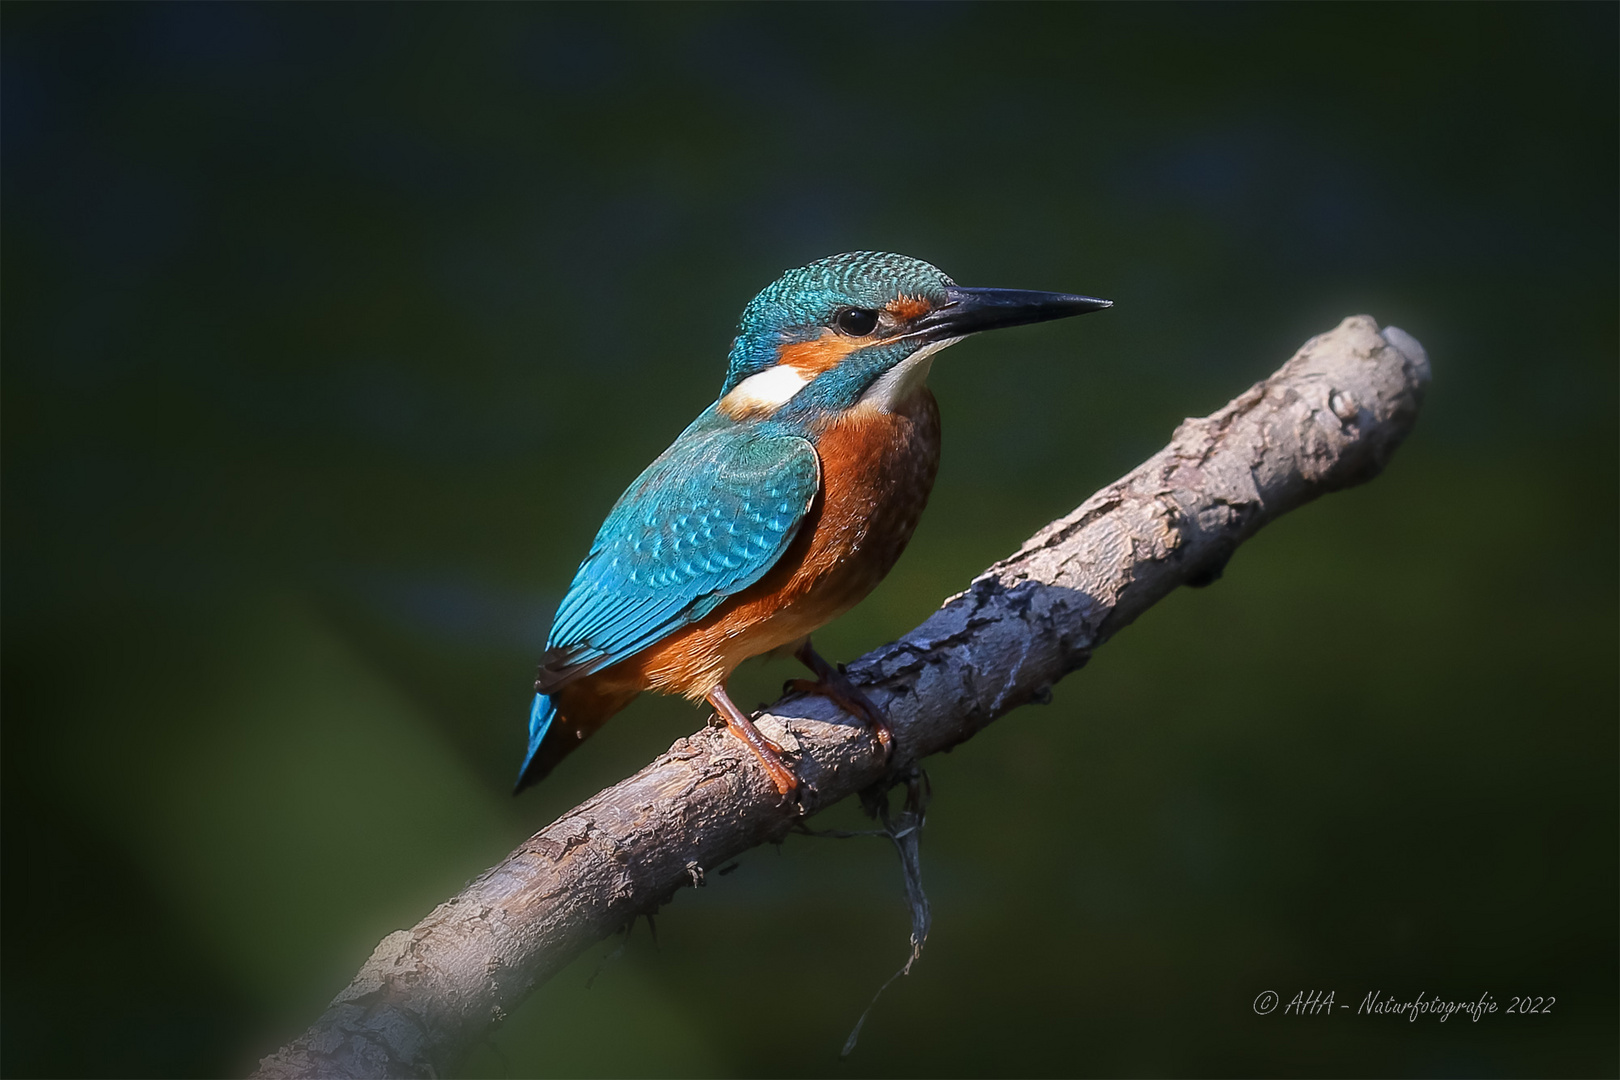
<box><xmin>513</xmin><ymin>692</ymin><xmax>559</xmax><ymax>794</ymax></box>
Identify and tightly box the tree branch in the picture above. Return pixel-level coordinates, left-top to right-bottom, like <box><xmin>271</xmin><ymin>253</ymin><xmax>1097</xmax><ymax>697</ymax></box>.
<box><xmin>255</xmin><ymin>315</ymin><xmax>1430</xmax><ymax>1079</ymax></box>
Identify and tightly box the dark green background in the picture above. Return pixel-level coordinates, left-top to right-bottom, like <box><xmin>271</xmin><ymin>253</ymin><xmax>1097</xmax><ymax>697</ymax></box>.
<box><xmin>4</xmin><ymin>4</ymin><xmax>1615</xmax><ymax>1077</ymax></box>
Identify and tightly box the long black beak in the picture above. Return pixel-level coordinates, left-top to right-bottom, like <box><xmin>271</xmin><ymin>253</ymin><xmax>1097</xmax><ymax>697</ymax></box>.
<box><xmin>911</xmin><ymin>286</ymin><xmax>1112</xmax><ymax>344</ymax></box>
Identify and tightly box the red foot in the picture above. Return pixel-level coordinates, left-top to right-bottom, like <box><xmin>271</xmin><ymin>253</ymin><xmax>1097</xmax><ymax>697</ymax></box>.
<box><xmin>788</xmin><ymin>639</ymin><xmax>893</xmax><ymax>760</ymax></box>
<box><xmin>706</xmin><ymin>685</ymin><xmax>798</xmax><ymax>795</ymax></box>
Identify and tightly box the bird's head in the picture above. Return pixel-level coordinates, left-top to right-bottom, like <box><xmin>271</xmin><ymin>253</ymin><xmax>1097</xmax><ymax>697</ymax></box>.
<box><xmin>718</xmin><ymin>251</ymin><xmax>1110</xmax><ymax>422</ymax></box>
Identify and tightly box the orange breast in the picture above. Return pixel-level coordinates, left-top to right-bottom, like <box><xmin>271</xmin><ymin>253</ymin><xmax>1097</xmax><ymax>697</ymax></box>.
<box><xmin>614</xmin><ymin>388</ymin><xmax>944</xmax><ymax>699</ymax></box>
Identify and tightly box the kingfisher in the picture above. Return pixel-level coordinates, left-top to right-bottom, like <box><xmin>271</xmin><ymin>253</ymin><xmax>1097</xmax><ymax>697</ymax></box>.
<box><xmin>516</xmin><ymin>252</ymin><xmax>1110</xmax><ymax>796</ymax></box>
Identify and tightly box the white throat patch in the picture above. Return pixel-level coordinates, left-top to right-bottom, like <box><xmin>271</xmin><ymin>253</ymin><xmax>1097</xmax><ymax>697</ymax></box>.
<box><xmin>718</xmin><ymin>364</ymin><xmax>811</xmax><ymax>417</ymax></box>
<box><xmin>857</xmin><ymin>337</ymin><xmax>963</xmax><ymax>413</ymax></box>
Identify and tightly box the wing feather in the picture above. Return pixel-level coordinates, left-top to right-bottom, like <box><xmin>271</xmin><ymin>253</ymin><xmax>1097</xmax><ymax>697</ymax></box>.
<box><xmin>537</xmin><ymin>419</ymin><xmax>820</xmax><ymax>690</ymax></box>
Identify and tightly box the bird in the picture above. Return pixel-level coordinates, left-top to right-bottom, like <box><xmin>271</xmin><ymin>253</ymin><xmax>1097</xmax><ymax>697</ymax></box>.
<box><xmin>516</xmin><ymin>251</ymin><xmax>1110</xmax><ymax>796</ymax></box>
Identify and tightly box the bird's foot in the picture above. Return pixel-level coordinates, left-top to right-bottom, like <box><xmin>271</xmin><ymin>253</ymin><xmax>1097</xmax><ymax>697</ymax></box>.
<box><xmin>788</xmin><ymin>640</ymin><xmax>893</xmax><ymax>760</ymax></box>
<box><xmin>706</xmin><ymin>686</ymin><xmax>797</xmax><ymax>795</ymax></box>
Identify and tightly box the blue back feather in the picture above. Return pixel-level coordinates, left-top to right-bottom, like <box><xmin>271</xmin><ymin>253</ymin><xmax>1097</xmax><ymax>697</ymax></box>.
<box><xmin>538</xmin><ymin>406</ymin><xmax>821</xmax><ymax>687</ymax></box>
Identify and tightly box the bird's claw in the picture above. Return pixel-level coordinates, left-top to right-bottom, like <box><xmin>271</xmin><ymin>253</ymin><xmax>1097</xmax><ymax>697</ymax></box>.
<box><xmin>785</xmin><ymin>674</ymin><xmax>894</xmax><ymax>762</ymax></box>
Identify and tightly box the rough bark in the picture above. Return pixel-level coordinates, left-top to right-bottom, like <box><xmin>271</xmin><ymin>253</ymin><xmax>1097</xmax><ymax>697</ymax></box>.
<box><xmin>256</xmin><ymin>315</ymin><xmax>1430</xmax><ymax>1079</ymax></box>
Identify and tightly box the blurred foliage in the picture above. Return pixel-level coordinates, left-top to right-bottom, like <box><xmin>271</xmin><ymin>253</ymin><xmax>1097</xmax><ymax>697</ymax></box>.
<box><xmin>3</xmin><ymin>3</ymin><xmax>1616</xmax><ymax>1077</ymax></box>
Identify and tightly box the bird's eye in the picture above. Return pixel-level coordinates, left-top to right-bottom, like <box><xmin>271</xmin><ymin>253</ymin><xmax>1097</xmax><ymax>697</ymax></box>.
<box><xmin>834</xmin><ymin>308</ymin><xmax>879</xmax><ymax>336</ymax></box>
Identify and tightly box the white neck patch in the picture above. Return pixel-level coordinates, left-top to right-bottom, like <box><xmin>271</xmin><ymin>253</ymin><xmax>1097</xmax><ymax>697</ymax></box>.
<box><xmin>718</xmin><ymin>364</ymin><xmax>811</xmax><ymax>417</ymax></box>
<box><xmin>857</xmin><ymin>337</ymin><xmax>963</xmax><ymax>413</ymax></box>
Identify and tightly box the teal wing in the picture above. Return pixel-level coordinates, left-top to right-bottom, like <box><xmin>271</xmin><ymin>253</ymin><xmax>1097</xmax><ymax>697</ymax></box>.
<box><xmin>536</xmin><ymin>422</ymin><xmax>821</xmax><ymax>690</ymax></box>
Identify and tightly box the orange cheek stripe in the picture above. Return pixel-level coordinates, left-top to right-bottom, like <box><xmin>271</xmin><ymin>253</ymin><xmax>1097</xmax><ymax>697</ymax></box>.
<box><xmin>777</xmin><ymin>332</ymin><xmax>860</xmax><ymax>376</ymax></box>
<box><xmin>775</xmin><ymin>302</ymin><xmax>934</xmax><ymax>379</ymax></box>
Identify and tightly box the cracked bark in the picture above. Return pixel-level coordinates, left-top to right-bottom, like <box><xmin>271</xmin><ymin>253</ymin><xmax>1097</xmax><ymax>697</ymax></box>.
<box><xmin>255</xmin><ymin>315</ymin><xmax>1430</xmax><ymax>1079</ymax></box>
